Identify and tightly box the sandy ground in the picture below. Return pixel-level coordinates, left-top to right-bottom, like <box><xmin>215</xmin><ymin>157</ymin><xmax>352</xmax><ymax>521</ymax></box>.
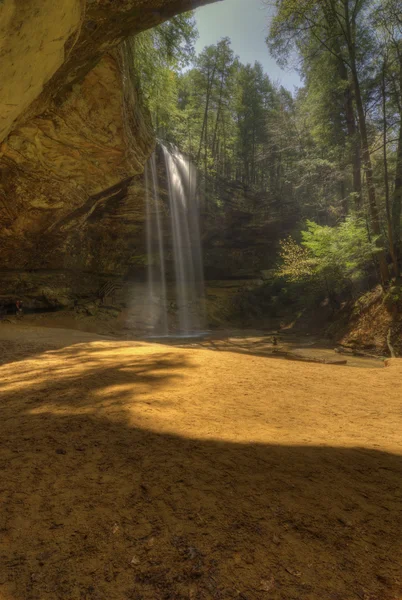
<box><xmin>0</xmin><ymin>323</ymin><xmax>401</xmax><ymax>600</ymax></box>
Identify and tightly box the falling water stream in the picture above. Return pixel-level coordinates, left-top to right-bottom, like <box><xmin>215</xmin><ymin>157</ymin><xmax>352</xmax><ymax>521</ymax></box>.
<box><xmin>145</xmin><ymin>154</ymin><xmax>168</xmax><ymax>335</ymax></box>
<box><xmin>144</xmin><ymin>144</ymin><xmax>205</xmax><ymax>337</ymax></box>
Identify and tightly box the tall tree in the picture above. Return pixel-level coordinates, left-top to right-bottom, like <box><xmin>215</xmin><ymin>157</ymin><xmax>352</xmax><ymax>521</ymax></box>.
<box><xmin>375</xmin><ymin>0</ymin><xmax>402</xmax><ymax>269</ymax></box>
<box><xmin>267</xmin><ymin>0</ymin><xmax>390</xmax><ymax>283</ymax></box>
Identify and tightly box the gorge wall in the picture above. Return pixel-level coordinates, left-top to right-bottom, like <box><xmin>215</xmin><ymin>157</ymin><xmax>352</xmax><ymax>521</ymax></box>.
<box><xmin>0</xmin><ymin>0</ymin><xmax>220</xmax><ymax>306</ymax></box>
<box><xmin>0</xmin><ymin>0</ymin><xmax>292</xmax><ymax>320</ymax></box>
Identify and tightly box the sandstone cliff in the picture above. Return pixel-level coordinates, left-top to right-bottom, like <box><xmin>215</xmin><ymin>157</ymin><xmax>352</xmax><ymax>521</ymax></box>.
<box><xmin>0</xmin><ymin>0</ymin><xmax>219</xmax><ymax>306</ymax></box>
<box><xmin>0</xmin><ymin>0</ymin><xmax>294</xmax><ymax>326</ymax></box>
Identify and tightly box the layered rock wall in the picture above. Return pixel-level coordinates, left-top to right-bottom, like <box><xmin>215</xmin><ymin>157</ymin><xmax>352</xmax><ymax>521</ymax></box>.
<box><xmin>0</xmin><ymin>0</ymin><xmax>219</xmax><ymax>306</ymax></box>
<box><xmin>1</xmin><ymin>51</ymin><xmax>151</xmax><ymax>271</ymax></box>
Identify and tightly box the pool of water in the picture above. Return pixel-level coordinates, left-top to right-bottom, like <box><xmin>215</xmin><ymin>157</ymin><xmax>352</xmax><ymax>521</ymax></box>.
<box><xmin>144</xmin><ymin>331</ymin><xmax>210</xmax><ymax>341</ymax></box>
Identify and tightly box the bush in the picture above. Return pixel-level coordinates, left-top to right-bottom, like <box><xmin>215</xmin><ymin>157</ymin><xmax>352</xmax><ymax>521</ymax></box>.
<box><xmin>278</xmin><ymin>215</ymin><xmax>379</xmax><ymax>297</ymax></box>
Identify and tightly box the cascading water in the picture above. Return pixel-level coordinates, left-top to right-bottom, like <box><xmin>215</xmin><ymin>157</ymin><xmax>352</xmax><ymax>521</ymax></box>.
<box><xmin>144</xmin><ymin>154</ymin><xmax>168</xmax><ymax>335</ymax></box>
<box><xmin>144</xmin><ymin>144</ymin><xmax>205</xmax><ymax>336</ymax></box>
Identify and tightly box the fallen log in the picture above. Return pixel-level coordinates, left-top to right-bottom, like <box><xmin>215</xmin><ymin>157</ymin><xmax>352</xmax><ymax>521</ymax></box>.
<box><xmin>272</xmin><ymin>349</ymin><xmax>347</xmax><ymax>365</ymax></box>
<box><xmin>335</xmin><ymin>345</ymin><xmax>384</xmax><ymax>360</ymax></box>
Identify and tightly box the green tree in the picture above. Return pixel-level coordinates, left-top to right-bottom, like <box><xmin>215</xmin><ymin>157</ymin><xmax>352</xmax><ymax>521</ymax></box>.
<box><xmin>131</xmin><ymin>12</ymin><xmax>198</xmax><ymax>137</ymax></box>
<box><xmin>234</xmin><ymin>62</ymin><xmax>274</xmax><ymax>186</ymax></box>
<box><xmin>267</xmin><ymin>0</ymin><xmax>391</xmax><ymax>283</ymax></box>
<box><xmin>279</xmin><ymin>216</ymin><xmax>379</xmax><ymax>296</ymax></box>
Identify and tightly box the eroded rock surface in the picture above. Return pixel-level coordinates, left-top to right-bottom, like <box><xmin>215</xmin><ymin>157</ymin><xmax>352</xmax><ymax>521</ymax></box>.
<box><xmin>0</xmin><ymin>0</ymin><xmax>293</xmax><ymax>330</ymax></box>
<box><xmin>0</xmin><ymin>0</ymin><xmax>219</xmax><ymax>305</ymax></box>
<box><xmin>0</xmin><ymin>0</ymin><xmax>219</xmax><ymax>140</ymax></box>
<box><xmin>1</xmin><ymin>51</ymin><xmax>151</xmax><ymax>272</ymax></box>
<box><xmin>0</xmin><ymin>0</ymin><xmax>84</xmax><ymax>142</ymax></box>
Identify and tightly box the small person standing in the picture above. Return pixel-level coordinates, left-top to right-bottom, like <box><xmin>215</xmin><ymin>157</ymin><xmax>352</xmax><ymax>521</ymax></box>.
<box><xmin>15</xmin><ymin>300</ymin><xmax>23</xmax><ymax>317</ymax></box>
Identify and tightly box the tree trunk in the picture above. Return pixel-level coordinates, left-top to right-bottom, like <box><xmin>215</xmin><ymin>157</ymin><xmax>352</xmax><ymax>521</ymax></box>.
<box><xmin>212</xmin><ymin>74</ymin><xmax>225</xmax><ymax>159</ymax></box>
<box><xmin>351</xmin><ymin>64</ymin><xmax>389</xmax><ymax>283</ymax></box>
<box><xmin>344</xmin><ymin>1</ymin><xmax>389</xmax><ymax>284</ymax></box>
<box><xmin>196</xmin><ymin>64</ymin><xmax>217</xmax><ymax>166</ymax></box>
<box><xmin>324</xmin><ymin>0</ymin><xmax>362</xmax><ymax>207</ymax></box>
<box><xmin>337</xmin><ymin>56</ymin><xmax>362</xmax><ymax>208</ymax></box>
<box><xmin>344</xmin><ymin>82</ymin><xmax>362</xmax><ymax>207</ymax></box>
<box><xmin>251</xmin><ymin>117</ymin><xmax>256</xmax><ymax>186</ymax></box>
<box><xmin>392</xmin><ymin>55</ymin><xmax>402</xmax><ymax>268</ymax></box>
<box><xmin>382</xmin><ymin>60</ymin><xmax>399</xmax><ymax>278</ymax></box>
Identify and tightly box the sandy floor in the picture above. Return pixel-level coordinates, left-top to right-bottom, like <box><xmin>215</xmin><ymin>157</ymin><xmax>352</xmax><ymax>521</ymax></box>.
<box><xmin>0</xmin><ymin>323</ymin><xmax>401</xmax><ymax>600</ymax></box>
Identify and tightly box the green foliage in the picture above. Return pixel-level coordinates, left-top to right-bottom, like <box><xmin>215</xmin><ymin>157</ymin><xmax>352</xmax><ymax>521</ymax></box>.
<box><xmin>134</xmin><ymin>26</ymin><xmax>360</xmax><ymax>219</ymax></box>
<box><xmin>278</xmin><ymin>236</ymin><xmax>314</xmax><ymax>281</ymax></box>
<box><xmin>278</xmin><ymin>216</ymin><xmax>379</xmax><ymax>293</ymax></box>
<box><xmin>132</xmin><ymin>2</ymin><xmax>402</xmax><ymax>287</ymax></box>
<box><xmin>234</xmin><ymin>62</ymin><xmax>274</xmax><ymax>183</ymax></box>
<box><xmin>303</xmin><ymin>216</ymin><xmax>378</xmax><ymax>280</ymax></box>
<box><xmin>132</xmin><ymin>13</ymin><xmax>197</xmax><ymax>134</ymax></box>
<box><xmin>266</xmin><ymin>0</ymin><xmax>402</xmax><ymax>282</ymax></box>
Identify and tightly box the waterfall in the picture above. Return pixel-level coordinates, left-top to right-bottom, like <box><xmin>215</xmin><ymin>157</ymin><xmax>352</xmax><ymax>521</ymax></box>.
<box><xmin>144</xmin><ymin>154</ymin><xmax>168</xmax><ymax>335</ymax></box>
<box><xmin>144</xmin><ymin>145</ymin><xmax>205</xmax><ymax>336</ymax></box>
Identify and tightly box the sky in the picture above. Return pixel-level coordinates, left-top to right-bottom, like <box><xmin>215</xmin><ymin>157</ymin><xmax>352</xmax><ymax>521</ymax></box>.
<box><xmin>194</xmin><ymin>0</ymin><xmax>302</xmax><ymax>92</ymax></box>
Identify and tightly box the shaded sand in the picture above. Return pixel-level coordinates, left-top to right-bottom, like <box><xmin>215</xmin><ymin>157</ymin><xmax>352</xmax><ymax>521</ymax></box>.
<box><xmin>0</xmin><ymin>324</ymin><xmax>401</xmax><ymax>600</ymax></box>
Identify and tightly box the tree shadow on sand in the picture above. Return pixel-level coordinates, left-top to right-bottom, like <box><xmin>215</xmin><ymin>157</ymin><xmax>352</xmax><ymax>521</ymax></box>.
<box><xmin>0</xmin><ymin>340</ymin><xmax>400</xmax><ymax>600</ymax></box>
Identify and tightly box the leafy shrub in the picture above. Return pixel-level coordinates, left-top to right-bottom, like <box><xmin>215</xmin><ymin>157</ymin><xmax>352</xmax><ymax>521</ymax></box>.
<box><xmin>278</xmin><ymin>215</ymin><xmax>379</xmax><ymax>296</ymax></box>
<box><xmin>278</xmin><ymin>237</ymin><xmax>314</xmax><ymax>281</ymax></box>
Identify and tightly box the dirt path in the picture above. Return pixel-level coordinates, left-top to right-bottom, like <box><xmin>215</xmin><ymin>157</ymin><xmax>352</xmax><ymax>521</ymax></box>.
<box><xmin>0</xmin><ymin>323</ymin><xmax>401</xmax><ymax>600</ymax></box>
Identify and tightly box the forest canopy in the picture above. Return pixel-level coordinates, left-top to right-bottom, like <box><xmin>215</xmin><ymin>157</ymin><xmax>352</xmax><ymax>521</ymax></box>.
<box><xmin>133</xmin><ymin>0</ymin><xmax>402</xmax><ymax>295</ymax></box>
